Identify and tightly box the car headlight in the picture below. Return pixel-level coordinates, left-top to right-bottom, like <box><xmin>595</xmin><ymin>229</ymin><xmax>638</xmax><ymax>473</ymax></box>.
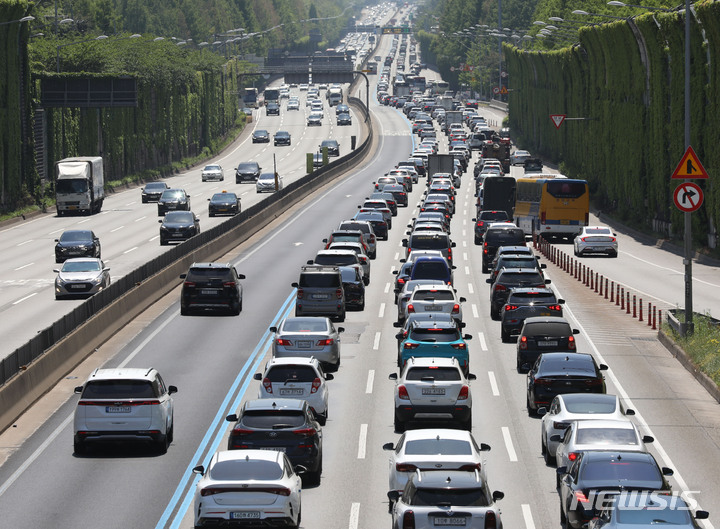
<box><xmin>89</xmin><ymin>275</ymin><xmax>104</xmax><ymax>285</ymax></box>
<box><xmin>160</xmin><ymin>225</ymin><xmax>169</xmax><ymax>232</ymax></box>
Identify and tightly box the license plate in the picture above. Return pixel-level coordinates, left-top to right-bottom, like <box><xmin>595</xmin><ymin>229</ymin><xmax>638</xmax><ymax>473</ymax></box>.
<box><xmin>422</xmin><ymin>388</ymin><xmax>446</xmax><ymax>395</ymax></box>
<box><xmin>538</xmin><ymin>340</ymin><xmax>558</xmax><ymax>347</ymax></box>
<box><xmin>561</xmin><ymin>220</ymin><xmax>569</xmax><ymax>225</ymax></box>
<box><xmin>70</xmin><ymin>284</ymin><xmax>85</xmax><ymax>289</ymax></box>
<box><xmin>68</xmin><ymin>206</ymin><xmax>77</xmax><ymax>210</ymax></box>
<box><xmin>312</xmin><ymin>294</ymin><xmax>330</xmax><ymax>300</ymax></box>
<box><xmin>424</xmin><ymin>305</ymin><xmax>440</xmax><ymax>311</ymax></box>
<box><xmin>106</xmin><ymin>406</ymin><xmax>131</xmax><ymax>413</ymax></box>
<box><xmin>297</xmin><ymin>341</ymin><xmax>313</xmax><ymax>348</ymax></box>
<box><xmin>171</xmin><ymin>233</ymin><xmax>184</xmax><ymax>237</ymax></box>
<box><xmin>217</xmin><ymin>207</ymin><xmax>228</xmax><ymax>211</ymax></box>
<box><xmin>434</xmin><ymin>517</ymin><xmax>466</xmax><ymax>526</ymax></box>
<box><xmin>258</xmin><ymin>447</ymin><xmax>286</xmax><ymax>452</ymax></box>
<box><xmin>279</xmin><ymin>389</ymin><xmax>304</xmax><ymax>396</ymax></box>
<box><xmin>201</xmin><ymin>289</ymin><xmax>219</xmax><ymax>295</ymax></box>
<box><xmin>539</xmin><ymin>312</ymin><xmax>551</xmax><ymax>317</ymax></box>
<box><xmin>230</xmin><ymin>512</ymin><xmax>261</xmax><ymax>520</ymax></box>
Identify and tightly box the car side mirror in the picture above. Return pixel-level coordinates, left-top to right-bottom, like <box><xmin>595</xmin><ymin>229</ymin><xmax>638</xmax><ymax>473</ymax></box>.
<box><xmin>178</xmin><ymin>273</ymin><xmax>188</xmax><ymax>280</ymax></box>
<box><xmin>459</xmin><ymin>297</ymin><xmax>467</xmax><ymax>303</ymax></box>
<box><xmin>158</xmin><ymin>219</ymin><xmax>163</xmax><ymax>223</ymax></box>
<box><xmin>392</xmin><ymin>270</ymin><xmax>399</xmax><ymax>275</ymax></box>
<box><xmin>324</xmin><ymin>373</ymin><xmax>334</xmax><ymax>381</ymax></box>
<box><xmin>53</xmin><ymin>269</ymin><xmax>60</xmax><ymax>273</ymax></box>
<box><xmin>294</xmin><ymin>465</ymin><xmax>308</xmax><ymax>474</ymax></box>
<box><xmin>625</xmin><ymin>408</ymin><xmax>636</xmax><ymax>416</ymax></box>
<box><xmin>168</xmin><ymin>385</ymin><xmax>178</xmax><ymax>395</ymax></box>
<box><xmin>207</xmin><ymin>198</ymin><xmax>210</xmax><ymax>202</ymax></box>
<box><xmin>269</xmin><ymin>326</ymin><xmax>277</xmax><ymax>333</ymax></box>
<box><xmin>451</xmin><ymin>242</ymin><xmax>457</xmax><ymax>247</ymax></box>
<box><xmin>599</xmin><ymin>364</ymin><xmax>609</xmax><ymax>371</ymax></box>
<box><xmin>395</xmin><ymin>332</ymin><xmax>403</xmax><ymax>339</ymax></box>
<box><xmin>322</xmin><ymin>238</ymin><xmax>328</xmax><ymax>243</ymax></box>
<box><xmin>253</xmin><ymin>373</ymin><xmax>262</xmax><ymax>380</ymax></box>
<box><xmin>467</xmin><ymin>373</ymin><xmax>477</xmax><ymax>381</ymax></box>
<box><xmin>550</xmin><ymin>435</ymin><xmax>561</xmax><ymax>442</ymax></box>
<box><xmin>74</xmin><ymin>386</ymin><xmax>83</xmax><ymax>394</ymax></box>
<box><xmin>192</xmin><ymin>465</ymin><xmax>205</xmax><ymax>476</ymax></box>
<box><xmin>642</xmin><ymin>435</ymin><xmax>654</xmax><ymax>443</ymax></box>
<box><xmin>471</xmin><ymin>218</ymin><xmax>476</xmax><ymax>222</ymax></box>
<box><xmin>492</xmin><ymin>491</ymin><xmax>505</xmax><ymax>502</ymax></box>
<box><xmin>387</xmin><ymin>490</ymin><xmax>401</xmax><ymax>502</ymax></box>
<box><xmin>306</xmin><ymin>260</ymin><xmax>314</xmax><ymax>265</ymax></box>
<box><xmin>662</xmin><ymin>467</ymin><xmax>674</xmax><ymax>476</ymax></box>
<box><xmin>237</xmin><ymin>274</ymin><xmax>246</xmax><ymax>280</ymax></box>
<box><xmin>573</xmin><ymin>329</ymin><xmax>580</xmax><ymax>335</ymax></box>
<box><xmin>382</xmin><ymin>442</ymin><xmax>395</xmax><ymax>451</ymax></box>
<box><xmin>540</xmin><ymin>264</ymin><xmax>547</xmax><ymax>269</ymax></box>
<box><xmin>338</xmin><ymin>327</ymin><xmax>345</xmax><ymax>333</ymax></box>
<box><xmin>557</xmin><ymin>466</ymin><xmax>567</xmax><ymax>476</ymax></box>
<box><xmin>537</xmin><ymin>407</ymin><xmax>547</xmax><ymax>416</ymax></box>
<box><xmin>486</xmin><ymin>279</ymin><xmax>493</xmax><ymax>284</ymax></box>
<box><xmin>357</xmin><ymin>205</ymin><xmax>361</xmax><ymax>209</ymax></box>
<box><xmin>388</xmin><ymin>373</ymin><xmax>398</xmax><ymax>380</ymax></box>
<box><xmin>544</xmin><ymin>279</ymin><xmax>552</xmax><ymax>284</ymax></box>
<box><xmin>291</xmin><ymin>282</ymin><xmax>299</xmax><ymax>288</ymax></box>
<box><xmin>226</xmin><ymin>414</ymin><xmax>238</xmax><ymax>422</ymax></box>
<box><xmin>695</xmin><ymin>511</ymin><xmax>710</xmax><ymax>520</ymax></box>
<box><xmin>452</xmin><ymin>266</ymin><xmax>457</xmax><ymax>270</ymax></box>
<box><xmin>463</xmin><ymin>334</ymin><xmax>472</xmax><ymax>340</ymax></box>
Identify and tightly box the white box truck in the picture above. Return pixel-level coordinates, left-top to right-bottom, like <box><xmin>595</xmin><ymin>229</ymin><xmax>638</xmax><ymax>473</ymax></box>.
<box><xmin>55</xmin><ymin>156</ymin><xmax>104</xmax><ymax>216</ymax></box>
<box><xmin>327</xmin><ymin>86</ymin><xmax>343</xmax><ymax>106</ymax></box>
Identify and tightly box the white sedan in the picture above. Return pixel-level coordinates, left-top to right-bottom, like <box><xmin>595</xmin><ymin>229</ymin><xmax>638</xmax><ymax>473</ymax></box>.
<box><xmin>574</xmin><ymin>225</ymin><xmax>618</xmax><ymax>257</ymax></box>
<box><xmin>382</xmin><ymin>427</ymin><xmax>490</xmax><ymax>493</ymax></box>
<box><xmin>193</xmin><ymin>450</ymin><xmax>302</xmax><ymax>528</ymax></box>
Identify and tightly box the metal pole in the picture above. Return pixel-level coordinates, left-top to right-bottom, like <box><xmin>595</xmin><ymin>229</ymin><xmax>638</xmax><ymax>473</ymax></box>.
<box><xmin>498</xmin><ymin>0</ymin><xmax>502</xmax><ymax>100</ymax></box>
<box><xmin>683</xmin><ymin>0</ymin><xmax>693</xmax><ymax>334</ymax></box>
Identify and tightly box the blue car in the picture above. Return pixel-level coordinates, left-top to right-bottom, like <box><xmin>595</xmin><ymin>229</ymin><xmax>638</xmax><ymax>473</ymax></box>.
<box><xmin>409</xmin><ymin>255</ymin><xmax>454</xmax><ymax>285</ymax></box>
<box><xmin>396</xmin><ymin>318</ymin><xmax>472</xmax><ymax>374</ymax></box>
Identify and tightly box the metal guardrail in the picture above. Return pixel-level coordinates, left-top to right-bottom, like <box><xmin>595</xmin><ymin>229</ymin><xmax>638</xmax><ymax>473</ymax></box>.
<box><xmin>668</xmin><ymin>308</ymin><xmax>720</xmax><ymax>335</ymax></box>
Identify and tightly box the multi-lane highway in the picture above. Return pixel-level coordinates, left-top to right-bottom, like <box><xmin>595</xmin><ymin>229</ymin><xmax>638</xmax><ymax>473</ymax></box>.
<box><xmin>1</xmin><ymin>23</ymin><xmax>720</xmax><ymax>529</ymax></box>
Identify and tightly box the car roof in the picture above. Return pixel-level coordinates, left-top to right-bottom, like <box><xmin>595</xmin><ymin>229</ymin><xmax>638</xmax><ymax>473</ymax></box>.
<box><xmin>523</xmin><ymin>316</ymin><xmax>569</xmax><ymax>324</ymax></box>
<box><xmin>402</xmin><ymin>428</ymin><xmax>473</xmax><ymax>442</ymax></box>
<box><xmin>497</xmin><ymin>268</ymin><xmax>542</xmax><ymax>275</ymax></box>
<box><xmin>316</xmin><ymin>249</ymin><xmax>357</xmax><ymax>256</ymax></box>
<box><xmin>508</xmin><ymin>287</ymin><xmax>554</xmax><ymax>295</ymax></box>
<box><xmin>558</xmin><ymin>393</ymin><xmax>618</xmax><ymax>405</ymax></box>
<box><xmin>243</xmin><ymin>398</ymin><xmax>306</xmax><ymax>411</ymax></box>
<box><xmin>215</xmin><ymin>449</ymin><xmax>282</xmax><ymax>465</ymax></box>
<box><xmin>573</xmin><ymin>419</ymin><xmax>635</xmax><ymax>430</ymax></box>
<box><xmin>406</xmin><ymin>357</ymin><xmax>459</xmax><ymax>368</ymax></box>
<box><xmin>88</xmin><ymin>367</ymin><xmax>156</xmax><ymax>381</ymax></box>
<box><xmin>266</xmin><ymin>356</ymin><xmax>320</xmax><ymax>367</ymax></box>
<box><xmin>581</xmin><ymin>451</ymin><xmax>656</xmax><ymax>463</ymax></box>
<box><xmin>410</xmin><ymin>319</ymin><xmax>457</xmax><ymax>330</ymax></box>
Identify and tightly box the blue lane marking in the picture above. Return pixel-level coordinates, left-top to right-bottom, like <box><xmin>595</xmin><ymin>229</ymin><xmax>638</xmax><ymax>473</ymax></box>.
<box><xmin>154</xmin><ymin>290</ymin><xmax>297</xmax><ymax>529</ymax></box>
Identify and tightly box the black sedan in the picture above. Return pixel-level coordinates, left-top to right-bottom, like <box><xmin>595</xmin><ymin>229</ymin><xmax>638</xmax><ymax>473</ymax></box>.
<box><xmin>235</xmin><ymin>161</ymin><xmax>261</xmax><ymax>183</ymax></box>
<box><xmin>337</xmin><ymin>112</ymin><xmax>352</xmax><ymax>126</ymax></box>
<box><xmin>274</xmin><ymin>130</ymin><xmax>291</xmax><ymax>146</ymax></box>
<box><xmin>526</xmin><ymin>352</ymin><xmax>607</xmax><ymax>414</ymax></box>
<box><xmin>158</xmin><ymin>211</ymin><xmax>200</xmax><ymax>245</ymax></box>
<box><xmin>141</xmin><ymin>181</ymin><xmax>169</xmax><ymax>203</ymax></box>
<box><xmin>252</xmin><ymin>129</ymin><xmax>270</xmax><ymax>143</ymax></box>
<box><xmin>157</xmin><ymin>189</ymin><xmax>191</xmax><ymax>216</ymax></box>
<box><xmin>517</xmin><ymin>316</ymin><xmax>580</xmax><ymax>370</ymax></box>
<box><xmin>226</xmin><ymin>398</ymin><xmax>323</xmax><ymax>485</ymax></box>
<box><xmin>320</xmin><ymin>139</ymin><xmax>340</xmax><ymax>157</ymax></box>
<box><xmin>266</xmin><ymin>102</ymin><xmax>280</xmax><ymax>116</ymax></box>
<box><xmin>207</xmin><ymin>192</ymin><xmax>241</xmax><ymax>217</ymax></box>
<box><xmin>55</xmin><ymin>229</ymin><xmax>101</xmax><ymax>263</ymax></box>
<box><xmin>335</xmin><ymin>103</ymin><xmax>350</xmax><ymax>115</ymax></box>
<box><xmin>558</xmin><ymin>451</ymin><xmax>673</xmax><ymax>529</ymax></box>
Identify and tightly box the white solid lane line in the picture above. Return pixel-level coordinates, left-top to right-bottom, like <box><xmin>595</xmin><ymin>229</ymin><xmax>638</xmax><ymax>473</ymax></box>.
<box><xmin>14</xmin><ymin>262</ymin><xmax>34</xmax><ymax>271</ymax></box>
<box><xmin>501</xmin><ymin>426</ymin><xmax>518</xmax><ymax>462</ymax></box>
<box><xmin>357</xmin><ymin>424</ymin><xmax>368</xmax><ymax>459</ymax></box>
<box><xmin>123</xmin><ymin>247</ymin><xmax>138</xmax><ymax>254</ymax></box>
<box><xmin>366</xmin><ymin>370</ymin><xmax>375</xmax><ymax>394</ymax></box>
<box><xmin>16</xmin><ymin>239</ymin><xmax>33</xmax><ymax>246</ymax></box>
<box><xmin>12</xmin><ymin>293</ymin><xmax>38</xmax><ymax>305</ymax></box>
<box><xmin>488</xmin><ymin>371</ymin><xmax>500</xmax><ymax>396</ymax></box>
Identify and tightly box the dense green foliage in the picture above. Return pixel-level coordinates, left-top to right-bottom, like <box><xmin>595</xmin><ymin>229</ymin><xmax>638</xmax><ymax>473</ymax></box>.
<box><xmin>506</xmin><ymin>1</ymin><xmax>719</xmax><ymax>247</ymax></box>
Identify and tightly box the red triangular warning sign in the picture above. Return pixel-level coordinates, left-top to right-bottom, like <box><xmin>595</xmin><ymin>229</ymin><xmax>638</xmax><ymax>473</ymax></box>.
<box><xmin>671</xmin><ymin>146</ymin><xmax>709</xmax><ymax>179</ymax></box>
<box><xmin>550</xmin><ymin>114</ymin><xmax>566</xmax><ymax>129</ymax></box>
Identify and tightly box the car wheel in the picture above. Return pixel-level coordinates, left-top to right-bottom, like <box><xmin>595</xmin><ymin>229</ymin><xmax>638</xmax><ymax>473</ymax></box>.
<box><xmin>337</xmin><ymin>311</ymin><xmax>346</xmax><ymax>322</ymax></box>
<box><xmin>544</xmin><ymin>440</ymin><xmax>556</xmax><ymax>466</ymax></box>
<box><xmin>73</xmin><ymin>438</ymin><xmax>87</xmax><ymax>455</ymax></box>
<box><xmin>142</xmin><ymin>197</ymin><xmax>148</xmax><ymax>204</ymax></box>
<box><xmin>463</xmin><ymin>416</ymin><xmax>472</xmax><ymax>431</ymax></box>
<box><xmin>611</xmin><ymin>251</ymin><xmax>618</xmax><ymax>258</ymax></box>
<box><xmin>526</xmin><ymin>394</ymin><xmax>534</xmax><ymax>416</ymax></box>
<box><xmin>490</xmin><ymin>305</ymin><xmax>499</xmax><ymax>320</ymax></box>
<box><xmin>156</xmin><ymin>434</ymin><xmax>169</xmax><ymax>454</ymax></box>
<box><xmin>318</xmin><ymin>412</ymin><xmax>327</xmax><ymax>426</ymax></box>
<box><xmin>394</xmin><ymin>413</ymin><xmax>406</xmax><ymax>433</ymax></box>
<box><xmin>482</xmin><ymin>262</ymin><xmax>488</xmax><ymax>273</ymax></box>
<box><xmin>181</xmin><ymin>305</ymin><xmax>190</xmax><ymax>316</ymax></box>
<box><xmin>501</xmin><ymin>327</ymin><xmax>510</xmax><ymax>342</ymax></box>
<box><xmin>232</xmin><ymin>300</ymin><xmax>241</xmax><ymax>316</ymax></box>
<box><xmin>364</xmin><ymin>277</ymin><xmax>370</xmax><ymax>286</ymax></box>
<box><xmin>209</xmin><ymin>212</ymin><xmax>215</xmax><ymax>217</ymax></box>
<box><xmin>308</xmin><ymin>456</ymin><xmax>322</xmax><ymax>486</ymax></box>
<box><xmin>574</xmin><ymin>248</ymin><xmax>579</xmax><ymax>257</ymax></box>
<box><xmin>474</xmin><ymin>236</ymin><xmax>482</xmax><ymax>245</ymax></box>
<box><xmin>516</xmin><ymin>356</ymin><xmax>523</xmax><ymax>372</ymax></box>
<box><xmin>560</xmin><ymin>502</ymin><xmax>567</xmax><ymax>527</ymax></box>
<box><xmin>160</xmin><ymin>239</ymin><xmax>167</xmax><ymax>246</ymax></box>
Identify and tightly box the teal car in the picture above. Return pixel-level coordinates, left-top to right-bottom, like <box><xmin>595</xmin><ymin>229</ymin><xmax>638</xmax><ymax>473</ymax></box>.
<box><xmin>395</xmin><ymin>317</ymin><xmax>472</xmax><ymax>374</ymax></box>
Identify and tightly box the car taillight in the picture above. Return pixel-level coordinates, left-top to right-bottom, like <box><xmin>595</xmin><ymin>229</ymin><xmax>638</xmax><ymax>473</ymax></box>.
<box><xmin>398</xmin><ymin>278</ymin><xmax>406</xmax><ymax>285</ymax></box>
<box><xmin>407</xmin><ymin>304</ymin><xmax>415</xmax><ymax>313</ymax></box>
<box><xmin>494</xmin><ymin>284</ymin><xmax>507</xmax><ymax>292</ymax></box>
<box><xmin>395</xmin><ymin>463</ymin><xmax>417</xmax><ymax>472</ymax></box>
<box><xmin>311</xmin><ymin>378</ymin><xmax>321</xmax><ymax>393</ymax></box>
<box><xmin>263</xmin><ymin>378</ymin><xmax>273</xmax><ymax>394</ymax></box>
<box><xmin>293</xmin><ymin>428</ymin><xmax>317</xmax><ymax>437</ymax></box>
<box><xmin>477</xmin><ymin>221</ymin><xmax>485</xmax><ymax>227</ymax></box>
<box><xmin>484</xmin><ymin>510</ymin><xmax>497</xmax><ymax>529</ymax></box>
<box><xmin>402</xmin><ymin>510</ymin><xmax>415</xmax><ymax>529</ymax></box>
<box><xmin>547</xmin><ymin>305</ymin><xmax>562</xmax><ymax>311</ymax></box>
<box><xmin>568</xmin><ymin>336</ymin><xmax>576</xmax><ymax>350</ymax></box>
<box><xmin>585</xmin><ymin>378</ymin><xmax>603</xmax><ymax>386</ymax></box>
<box><xmin>519</xmin><ymin>336</ymin><xmax>528</xmax><ymax>349</ymax></box>
<box><xmin>183</xmin><ymin>281</ymin><xmax>196</xmax><ymax>288</ymax></box>
<box><xmin>451</xmin><ymin>304</ymin><xmax>460</xmax><ymax>314</ymax></box>
<box><xmin>451</xmin><ymin>343</ymin><xmax>467</xmax><ymax>350</ymax></box>
<box><xmin>223</xmin><ymin>281</ymin><xmax>237</xmax><ymax>288</ymax></box>
<box><xmin>231</xmin><ymin>427</ymin><xmax>254</xmax><ymax>435</ymax></box>
<box><xmin>458</xmin><ymin>463</ymin><xmax>482</xmax><ymax>472</ymax></box>
<box><xmin>276</xmin><ymin>339</ymin><xmax>292</xmax><ymax>346</ymax></box>
<box><xmin>568</xmin><ymin>452</ymin><xmax>579</xmax><ymax>462</ymax></box>
<box><xmin>336</xmin><ymin>288</ymin><xmax>343</xmax><ymax>299</ymax></box>
<box><xmin>504</xmin><ymin>305</ymin><xmax>518</xmax><ymax>311</ymax></box>
<box><xmin>553</xmin><ymin>421</ymin><xmax>570</xmax><ymax>430</ymax></box>
<box><xmin>398</xmin><ymin>385</ymin><xmax>410</xmax><ymax>400</ymax></box>
<box><xmin>404</xmin><ymin>342</ymin><xmax>419</xmax><ymax>349</ymax></box>
<box><xmin>457</xmin><ymin>385</ymin><xmax>469</xmax><ymax>400</ymax></box>
<box><xmin>534</xmin><ymin>377</ymin><xmax>552</xmax><ymax>385</ymax></box>
<box><xmin>296</xmin><ymin>288</ymin><xmax>304</xmax><ymax>299</ymax></box>
<box><xmin>316</xmin><ymin>339</ymin><xmax>334</xmax><ymax>346</ymax></box>
<box><xmin>574</xmin><ymin>491</ymin><xmax>590</xmax><ymax>503</ymax></box>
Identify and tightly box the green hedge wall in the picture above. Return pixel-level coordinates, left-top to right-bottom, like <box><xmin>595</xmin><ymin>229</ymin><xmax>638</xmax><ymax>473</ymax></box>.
<box><xmin>506</xmin><ymin>1</ymin><xmax>720</xmax><ymax>247</ymax></box>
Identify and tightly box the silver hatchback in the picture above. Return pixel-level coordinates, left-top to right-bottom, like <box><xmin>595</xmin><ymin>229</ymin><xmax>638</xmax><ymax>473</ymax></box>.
<box><xmin>271</xmin><ymin>316</ymin><xmax>344</xmax><ymax>371</ymax></box>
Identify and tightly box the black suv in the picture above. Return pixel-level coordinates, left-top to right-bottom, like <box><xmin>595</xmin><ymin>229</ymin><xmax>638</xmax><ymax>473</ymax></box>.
<box><xmin>472</xmin><ymin>210</ymin><xmax>510</xmax><ymax>243</ymax></box>
<box><xmin>481</xmin><ymin>224</ymin><xmax>526</xmax><ymax>272</ymax></box>
<box><xmin>292</xmin><ymin>265</ymin><xmax>345</xmax><ymax>321</ymax></box>
<box><xmin>320</xmin><ymin>139</ymin><xmax>340</xmax><ymax>157</ymax></box>
<box><xmin>274</xmin><ymin>130</ymin><xmax>291</xmax><ymax>146</ymax></box>
<box><xmin>500</xmin><ymin>288</ymin><xmax>564</xmax><ymax>342</ymax></box>
<box><xmin>487</xmin><ymin>268</ymin><xmax>550</xmax><ymax>320</ymax></box>
<box><xmin>266</xmin><ymin>102</ymin><xmax>280</xmax><ymax>115</ymax></box>
<box><xmin>55</xmin><ymin>229</ymin><xmax>101</xmax><ymax>263</ymax></box>
<box><xmin>558</xmin><ymin>451</ymin><xmax>673</xmax><ymax>529</ymax></box>
<box><xmin>226</xmin><ymin>398</ymin><xmax>323</xmax><ymax>485</ymax></box>
<box><xmin>236</xmin><ymin>161</ymin><xmax>261</xmax><ymax>183</ymax></box>
<box><xmin>179</xmin><ymin>262</ymin><xmax>245</xmax><ymax>315</ymax></box>
<box><xmin>517</xmin><ymin>316</ymin><xmax>579</xmax><ymax>371</ymax></box>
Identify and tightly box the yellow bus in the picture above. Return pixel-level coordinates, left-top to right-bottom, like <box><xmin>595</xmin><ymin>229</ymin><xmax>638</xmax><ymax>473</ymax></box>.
<box><xmin>514</xmin><ymin>175</ymin><xmax>589</xmax><ymax>240</ymax></box>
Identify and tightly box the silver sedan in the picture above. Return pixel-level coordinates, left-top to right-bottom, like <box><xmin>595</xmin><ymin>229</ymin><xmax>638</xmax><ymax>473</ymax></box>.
<box><xmin>574</xmin><ymin>225</ymin><xmax>618</xmax><ymax>257</ymax></box>
<box><xmin>270</xmin><ymin>317</ymin><xmax>344</xmax><ymax>371</ymax></box>
<box><xmin>54</xmin><ymin>258</ymin><xmax>110</xmax><ymax>299</ymax></box>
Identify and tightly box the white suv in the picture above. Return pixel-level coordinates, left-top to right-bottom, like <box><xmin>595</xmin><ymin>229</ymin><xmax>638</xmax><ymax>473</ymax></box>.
<box><xmin>389</xmin><ymin>357</ymin><xmax>475</xmax><ymax>432</ymax></box>
<box><xmin>73</xmin><ymin>368</ymin><xmax>177</xmax><ymax>454</ymax></box>
<box><xmin>254</xmin><ymin>357</ymin><xmax>332</xmax><ymax>424</ymax></box>
<box><xmin>403</xmin><ymin>283</ymin><xmax>466</xmax><ymax>323</ymax></box>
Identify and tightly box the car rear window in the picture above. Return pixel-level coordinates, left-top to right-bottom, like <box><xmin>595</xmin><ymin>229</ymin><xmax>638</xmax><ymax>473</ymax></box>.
<box><xmin>497</xmin><ymin>258</ymin><xmax>537</xmax><ymax>269</ymax></box>
<box><xmin>406</xmin><ymin>367</ymin><xmax>461</xmax><ymax>381</ymax></box>
<box><xmin>486</xmin><ymin>229</ymin><xmax>526</xmax><ymax>244</ymax></box>
<box><xmin>411</xmin><ymin>261</ymin><xmax>450</xmax><ymax>279</ymax></box>
<box><xmin>315</xmin><ymin>254</ymin><xmax>357</xmax><ymax>266</ymax></box>
<box><xmin>498</xmin><ymin>272</ymin><xmax>544</xmax><ymax>286</ymax></box>
<box><xmin>338</xmin><ymin>222</ymin><xmax>370</xmax><ymax>234</ymax></box>
<box><xmin>508</xmin><ymin>292</ymin><xmax>556</xmax><ymax>304</ymax></box>
<box><xmin>480</xmin><ymin>211</ymin><xmax>510</xmax><ymax>221</ymax></box>
<box><xmin>522</xmin><ymin>322</ymin><xmax>572</xmax><ymax>336</ymax></box>
<box><xmin>281</xmin><ymin>319</ymin><xmax>328</xmax><ymax>332</ymax></box>
<box><xmin>564</xmin><ymin>396</ymin><xmax>617</xmax><ymax>414</ymax></box>
<box><xmin>82</xmin><ymin>380</ymin><xmax>156</xmax><ymax>399</ymax></box>
<box><xmin>410</xmin><ymin>235</ymin><xmax>450</xmax><ymax>250</ymax></box>
<box><xmin>210</xmin><ymin>460</ymin><xmax>282</xmax><ymax>481</ymax></box>
<box><xmin>410</xmin><ymin>488</ymin><xmax>490</xmax><ymax>507</ymax></box>
<box><xmin>413</xmin><ymin>290</ymin><xmax>454</xmax><ymax>301</ymax></box>
<box><xmin>541</xmin><ymin>356</ymin><xmax>596</xmax><ymax>374</ymax></box>
<box><xmin>576</xmin><ymin>428</ymin><xmax>637</xmax><ymax>445</ymax></box>
<box><xmin>299</xmin><ymin>273</ymin><xmax>340</xmax><ymax>288</ymax></box>
<box><xmin>187</xmin><ymin>267</ymin><xmax>232</xmax><ymax>280</ymax></box>
<box><xmin>410</xmin><ymin>328</ymin><xmax>460</xmax><ymax>342</ymax></box>
<box><xmin>404</xmin><ymin>439</ymin><xmax>473</xmax><ymax>455</ymax></box>
<box><xmin>240</xmin><ymin>410</ymin><xmax>306</xmax><ymax>429</ymax></box>
<box><xmin>265</xmin><ymin>365</ymin><xmax>318</xmax><ymax>382</ymax></box>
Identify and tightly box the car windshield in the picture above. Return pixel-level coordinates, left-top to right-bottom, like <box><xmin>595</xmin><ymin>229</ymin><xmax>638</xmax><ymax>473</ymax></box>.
<box><xmin>564</xmin><ymin>395</ymin><xmax>618</xmax><ymax>414</ymax></box>
<box><xmin>409</xmin><ymin>487</ymin><xmax>490</xmax><ymax>507</ymax></box>
<box><xmin>523</xmin><ymin>322</ymin><xmax>572</xmax><ymax>337</ymax></box>
<box><xmin>410</xmin><ymin>328</ymin><xmax>460</xmax><ymax>342</ymax></box>
<box><xmin>497</xmin><ymin>258</ymin><xmax>537</xmax><ymax>269</ymax></box>
<box><xmin>266</xmin><ymin>365</ymin><xmax>318</xmax><ymax>383</ymax></box>
<box><xmin>254</xmin><ymin>130</ymin><xmax>268</xmax><ymax>136</ymax></box>
<box><xmin>161</xmin><ymin>190</ymin><xmax>185</xmax><ymax>200</ymax></box>
<box><xmin>404</xmin><ymin>439</ymin><xmax>473</xmax><ymax>455</ymax></box>
<box><xmin>238</xmin><ymin>163</ymin><xmax>258</xmax><ymax>171</ymax></box>
<box><xmin>210</xmin><ymin>460</ymin><xmax>282</xmax><ymax>481</ymax></box>
<box><xmin>410</xmin><ymin>235</ymin><xmax>450</xmax><ymax>250</ymax></box>
<box><xmin>211</xmin><ymin>193</ymin><xmax>236</xmax><ymax>201</ymax></box>
<box><xmin>62</xmin><ymin>260</ymin><xmax>101</xmax><ymax>272</ymax></box>
<box><xmin>281</xmin><ymin>319</ymin><xmax>329</xmax><ymax>333</ymax></box>
<box><xmin>204</xmin><ymin>165</ymin><xmax>221</xmax><ymax>171</ymax></box>
<box><xmin>59</xmin><ymin>231</ymin><xmax>91</xmax><ymax>242</ymax></box>
<box><xmin>406</xmin><ymin>367</ymin><xmax>461</xmax><ymax>381</ymax></box>
<box><xmin>144</xmin><ymin>183</ymin><xmax>166</xmax><ymax>191</ymax></box>
<box><xmin>615</xmin><ymin>503</ymin><xmax>691</xmax><ymax>525</ymax></box>
<box><xmin>82</xmin><ymin>380</ymin><xmax>156</xmax><ymax>399</ymax></box>
<box><xmin>480</xmin><ymin>211</ymin><xmax>509</xmax><ymax>221</ymax></box>
<box><xmin>413</xmin><ymin>290</ymin><xmax>454</xmax><ymax>301</ymax></box>
<box><xmin>56</xmin><ymin>179</ymin><xmax>88</xmax><ymax>194</ymax></box>
<box><xmin>240</xmin><ymin>410</ymin><xmax>306</xmax><ymax>429</ymax></box>
<box><xmin>164</xmin><ymin>212</ymin><xmax>193</xmax><ymax>223</ymax></box>
<box><xmin>576</xmin><ymin>428</ymin><xmax>637</xmax><ymax>445</ymax></box>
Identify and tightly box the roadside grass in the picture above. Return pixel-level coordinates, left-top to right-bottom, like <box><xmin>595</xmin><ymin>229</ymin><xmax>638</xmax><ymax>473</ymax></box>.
<box><xmin>664</xmin><ymin>313</ymin><xmax>720</xmax><ymax>387</ymax></box>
